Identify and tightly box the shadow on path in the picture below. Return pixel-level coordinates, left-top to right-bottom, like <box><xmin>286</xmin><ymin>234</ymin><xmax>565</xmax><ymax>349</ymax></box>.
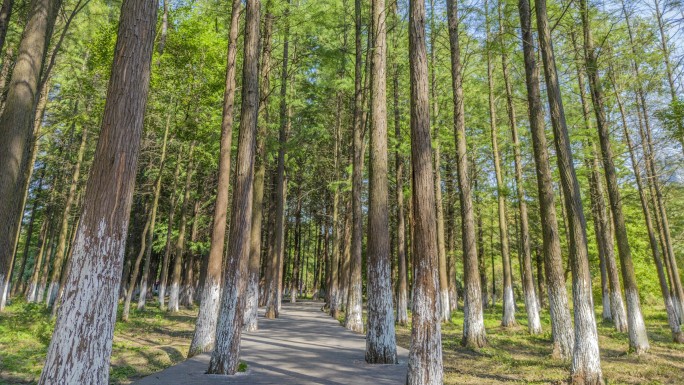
<box><xmin>132</xmin><ymin>301</ymin><xmax>408</xmax><ymax>385</ymax></box>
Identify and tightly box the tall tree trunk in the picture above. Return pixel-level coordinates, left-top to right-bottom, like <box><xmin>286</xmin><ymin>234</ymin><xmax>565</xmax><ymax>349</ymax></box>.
<box><xmin>344</xmin><ymin>0</ymin><xmax>365</xmax><ymax>333</ymax></box>
<box><xmin>169</xmin><ymin>143</ymin><xmax>195</xmax><ymax>312</ymax></box>
<box><xmin>622</xmin><ymin>0</ymin><xmax>684</xmax><ymax>323</ymax></box>
<box><xmin>46</xmin><ymin>124</ymin><xmax>88</xmax><ymax>308</ymax></box>
<box><xmin>36</xmin><ymin>226</ymin><xmax>55</xmax><ymax>303</ymax></box>
<box><xmin>138</xmin><ymin>112</ymin><xmax>171</xmax><ymax>310</ymax></box>
<box><xmin>498</xmin><ymin>0</ymin><xmax>540</xmax><ymax>334</ymax></box>
<box><xmin>393</xmin><ymin>27</ymin><xmax>408</xmax><ymax>327</ymax></box>
<box><xmin>612</xmin><ymin>78</ymin><xmax>683</xmax><ymax>343</ymax></box>
<box><xmin>579</xmin><ymin>0</ymin><xmax>649</xmax><ymax>354</ymax></box>
<box><xmin>159</xmin><ymin>149</ymin><xmax>183</xmax><ymax>310</ymax></box>
<box><xmin>517</xmin><ymin>0</ymin><xmax>573</xmax><ymax>359</ymax></box>
<box><xmin>0</xmin><ymin>0</ymin><xmax>14</xmax><ymax>55</ymax></box>
<box><xmin>244</xmin><ymin>0</ymin><xmax>273</xmax><ymax>333</ymax></box>
<box><xmin>187</xmin><ymin>0</ymin><xmax>241</xmax><ymax>357</ymax></box>
<box><xmin>122</xmin><ymin>210</ymin><xmax>152</xmax><ymax>321</ymax></box>
<box><xmin>406</xmin><ymin>0</ymin><xmax>443</xmax><ymax>381</ymax></box>
<box><xmin>330</xmin><ymin>96</ymin><xmax>342</xmax><ymax>318</ymax></box>
<box><xmin>12</xmin><ymin>171</ymin><xmax>43</xmax><ymax>296</ymax></box>
<box><xmin>265</xmin><ymin>0</ymin><xmax>290</xmax><ymax>319</ymax></box>
<box><xmin>207</xmin><ymin>0</ymin><xmax>260</xmax><ymax>374</ymax></box>
<box><xmin>0</xmin><ymin>0</ymin><xmax>61</xmax><ymax>311</ymax></box>
<box><xmin>38</xmin><ymin>0</ymin><xmax>156</xmax><ymax>380</ymax></box>
<box><xmin>485</xmin><ymin>0</ymin><xmax>516</xmax><ymax>327</ymax></box>
<box><xmin>536</xmin><ymin>0</ymin><xmax>602</xmax><ymax>379</ymax></box>
<box><xmin>446</xmin><ymin>0</ymin><xmax>486</xmax><ymax>348</ymax></box>
<box><xmin>445</xmin><ymin>157</ymin><xmax>459</xmax><ymax>312</ymax></box>
<box><xmin>429</xmin><ymin>0</ymin><xmax>450</xmax><ymax>324</ymax></box>
<box><xmin>570</xmin><ymin>35</ymin><xmax>627</xmax><ymax>330</ymax></box>
<box><xmin>476</xmin><ymin>204</ymin><xmax>489</xmax><ymax>308</ymax></box>
<box><xmin>366</xmin><ymin>0</ymin><xmax>397</xmax><ymax>364</ymax></box>
<box><xmin>182</xmin><ymin>199</ymin><xmax>200</xmax><ymax>307</ymax></box>
<box><xmin>290</xmin><ymin>189</ymin><xmax>302</xmax><ymax>303</ymax></box>
<box><xmin>26</xmin><ymin>215</ymin><xmax>50</xmax><ymax>302</ymax></box>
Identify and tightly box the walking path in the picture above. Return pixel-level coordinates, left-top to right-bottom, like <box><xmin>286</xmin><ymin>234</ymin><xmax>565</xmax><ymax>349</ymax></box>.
<box><xmin>132</xmin><ymin>301</ymin><xmax>408</xmax><ymax>385</ymax></box>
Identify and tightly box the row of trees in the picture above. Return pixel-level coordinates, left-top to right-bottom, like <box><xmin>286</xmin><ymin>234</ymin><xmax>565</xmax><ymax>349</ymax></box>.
<box><xmin>0</xmin><ymin>0</ymin><xmax>682</xmax><ymax>383</ymax></box>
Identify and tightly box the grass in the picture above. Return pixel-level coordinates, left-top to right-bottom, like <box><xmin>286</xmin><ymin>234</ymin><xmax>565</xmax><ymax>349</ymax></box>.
<box><xmin>1</xmin><ymin>299</ymin><xmax>683</xmax><ymax>384</ymax></box>
<box><xmin>0</xmin><ymin>300</ymin><xmax>197</xmax><ymax>385</ymax></box>
<box><xmin>395</xmin><ymin>304</ymin><xmax>684</xmax><ymax>384</ymax></box>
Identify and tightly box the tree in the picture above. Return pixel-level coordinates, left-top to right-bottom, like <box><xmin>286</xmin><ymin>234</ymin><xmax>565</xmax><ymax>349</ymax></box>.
<box><xmin>265</xmin><ymin>0</ymin><xmax>291</xmax><ymax>319</ymax></box>
<box><xmin>344</xmin><ymin>0</ymin><xmax>365</xmax><ymax>333</ymax></box>
<box><xmin>0</xmin><ymin>0</ymin><xmax>62</xmax><ymax>310</ymax></box>
<box><xmin>366</xmin><ymin>0</ymin><xmax>397</xmax><ymax>364</ymax></box>
<box><xmin>579</xmin><ymin>0</ymin><xmax>649</xmax><ymax>354</ymax></box>
<box><xmin>446</xmin><ymin>0</ymin><xmax>486</xmax><ymax>348</ymax></box>
<box><xmin>517</xmin><ymin>0</ymin><xmax>573</xmax><ymax>357</ymax></box>
<box><xmin>429</xmin><ymin>0</ymin><xmax>450</xmax><ymax>324</ymax></box>
<box><xmin>187</xmin><ymin>0</ymin><xmax>241</xmax><ymax>357</ymax></box>
<box><xmin>535</xmin><ymin>0</ymin><xmax>603</xmax><ymax>380</ymax></box>
<box><xmin>485</xmin><ymin>0</ymin><xmax>516</xmax><ymax>327</ymax></box>
<box><xmin>244</xmin><ymin>0</ymin><xmax>274</xmax><ymax>332</ymax></box>
<box><xmin>497</xmin><ymin>0</ymin><xmax>540</xmax><ymax>334</ymax></box>
<box><xmin>206</xmin><ymin>0</ymin><xmax>260</xmax><ymax>374</ymax></box>
<box><xmin>38</xmin><ymin>0</ymin><xmax>157</xmax><ymax>381</ymax></box>
<box><xmin>406</xmin><ymin>0</ymin><xmax>443</xmax><ymax>382</ymax></box>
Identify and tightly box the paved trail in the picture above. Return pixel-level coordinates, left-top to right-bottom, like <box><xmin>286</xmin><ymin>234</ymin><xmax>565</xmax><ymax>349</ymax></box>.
<box><xmin>132</xmin><ymin>301</ymin><xmax>408</xmax><ymax>385</ymax></box>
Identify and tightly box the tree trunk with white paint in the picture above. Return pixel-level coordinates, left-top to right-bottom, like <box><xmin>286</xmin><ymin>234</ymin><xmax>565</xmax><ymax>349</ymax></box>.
<box><xmin>244</xmin><ymin>0</ymin><xmax>273</xmax><ymax>333</ymax></box>
<box><xmin>365</xmin><ymin>0</ymin><xmax>397</xmax><ymax>365</ymax></box>
<box><xmin>517</xmin><ymin>0</ymin><xmax>574</xmax><ymax>358</ymax></box>
<box><xmin>485</xmin><ymin>1</ymin><xmax>516</xmax><ymax>328</ymax></box>
<box><xmin>447</xmin><ymin>0</ymin><xmax>486</xmax><ymax>348</ymax></box>
<box><xmin>407</xmin><ymin>0</ymin><xmax>443</xmax><ymax>381</ymax></box>
<box><xmin>570</xmin><ymin>39</ymin><xmax>627</xmax><ymax>330</ymax></box>
<box><xmin>187</xmin><ymin>0</ymin><xmax>241</xmax><ymax>357</ymax></box>
<box><xmin>138</xmin><ymin>113</ymin><xmax>171</xmax><ymax>310</ymax></box>
<box><xmin>38</xmin><ymin>0</ymin><xmax>156</xmax><ymax>381</ymax></box>
<box><xmin>579</xmin><ymin>0</ymin><xmax>649</xmax><ymax>355</ymax></box>
<box><xmin>207</xmin><ymin>0</ymin><xmax>260</xmax><ymax>374</ymax></box>
<box><xmin>169</xmin><ymin>143</ymin><xmax>195</xmax><ymax>313</ymax></box>
<box><xmin>536</xmin><ymin>0</ymin><xmax>603</xmax><ymax>380</ymax></box>
<box><xmin>344</xmin><ymin>0</ymin><xmax>365</xmax><ymax>333</ymax></box>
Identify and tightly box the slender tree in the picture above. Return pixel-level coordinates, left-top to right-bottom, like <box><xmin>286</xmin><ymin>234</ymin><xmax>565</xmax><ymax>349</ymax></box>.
<box><xmin>265</xmin><ymin>0</ymin><xmax>291</xmax><ymax>319</ymax></box>
<box><xmin>446</xmin><ymin>0</ymin><xmax>486</xmax><ymax>348</ymax></box>
<box><xmin>579</xmin><ymin>0</ymin><xmax>649</xmax><ymax>354</ymax></box>
<box><xmin>570</xmin><ymin>34</ymin><xmax>627</xmax><ymax>330</ymax></box>
<box><xmin>517</xmin><ymin>0</ymin><xmax>574</xmax><ymax>357</ymax></box>
<box><xmin>407</xmin><ymin>0</ymin><xmax>443</xmax><ymax>382</ymax></box>
<box><xmin>0</xmin><ymin>0</ymin><xmax>62</xmax><ymax>310</ymax></box>
<box><xmin>207</xmin><ymin>0</ymin><xmax>260</xmax><ymax>374</ymax></box>
<box><xmin>344</xmin><ymin>0</ymin><xmax>366</xmax><ymax>333</ymax></box>
<box><xmin>536</xmin><ymin>0</ymin><xmax>602</xmax><ymax>380</ymax></box>
<box><xmin>498</xmin><ymin>0</ymin><xmax>540</xmax><ymax>334</ymax></box>
<box><xmin>429</xmin><ymin>0</ymin><xmax>450</xmax><ymax>324</ymax></box>
<box><xmin>366</xmin><ymin>0</ymin><xmax>397</xmax><ymax>364</ymax></box>
<box><xmin>485</xmin><ymin>0</ymin><xmax>516</xmax><ymax>327</ymax></box>
<box><xmin>138</xmin><ymin>113</ymin><xmax>171</xmax><ymax>310</ymax></box>
<box><xmin>244</xmin><ymin>0</ymin><xmax>274</xmax><ymax>332</ymax></box>
<box><xmin>187</xmin><ymin>0</ymin><xmax>241</xmax><ymax>357</ymax></box>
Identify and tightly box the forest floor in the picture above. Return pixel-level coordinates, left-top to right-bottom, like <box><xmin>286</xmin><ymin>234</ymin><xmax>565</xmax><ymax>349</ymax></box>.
<box><xmin>1</xmin><ymin>299</ymin><xmax>684</xmax><ymax>384</ymax></box>
<box><xmin>395</xmin><ymin>304</ymin><xmax>684</xmax><ymax>384</ymax></box>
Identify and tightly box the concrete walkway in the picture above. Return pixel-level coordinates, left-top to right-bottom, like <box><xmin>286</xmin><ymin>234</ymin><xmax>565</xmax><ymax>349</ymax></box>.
<box><xmin>131</xmin><ymin>301</ymin><xmax>408</xmax><ymax>385</ymax></box>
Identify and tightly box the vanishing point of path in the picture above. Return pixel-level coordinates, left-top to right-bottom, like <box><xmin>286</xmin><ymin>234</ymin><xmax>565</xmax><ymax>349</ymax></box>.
<box><xmin>132</xmin><ymin>301</ymin><xmax>409</xmax><ymax>385</ymax></box>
